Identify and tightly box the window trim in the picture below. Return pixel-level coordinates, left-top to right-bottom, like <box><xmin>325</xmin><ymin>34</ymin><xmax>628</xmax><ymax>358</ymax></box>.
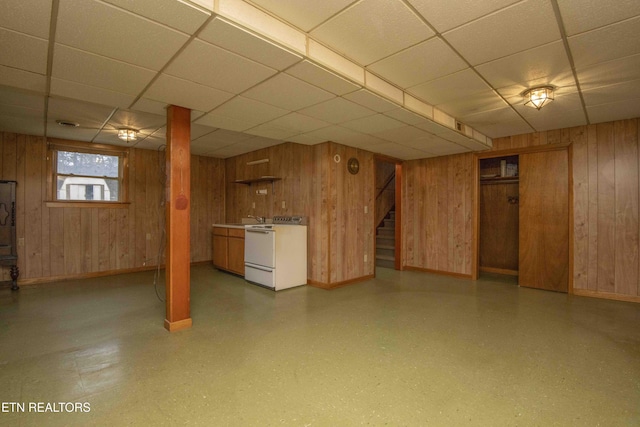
<box><xmin>46</xmin><ymin>139</ymin><xmax>130</xmax><ymax>208</ymax></box>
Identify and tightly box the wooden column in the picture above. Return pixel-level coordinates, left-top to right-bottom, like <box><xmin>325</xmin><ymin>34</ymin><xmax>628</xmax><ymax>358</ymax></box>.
<box><xmin>164</xmin><ymin>105</ymin><xmax>192</xmax><ymax>332</ymax></box>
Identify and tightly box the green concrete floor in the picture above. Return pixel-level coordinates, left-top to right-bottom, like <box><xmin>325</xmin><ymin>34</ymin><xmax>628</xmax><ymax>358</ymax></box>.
<box><xmin>1</xmin><ymin>265</ymin><xmax>639</xmax><ymax>426</ymax></box>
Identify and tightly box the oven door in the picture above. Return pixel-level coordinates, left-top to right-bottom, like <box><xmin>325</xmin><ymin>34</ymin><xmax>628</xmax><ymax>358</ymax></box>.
<box><xmin>244</xmin><ymin>227</ymin><xmax>275</xmax><ymax>269</ymax></box>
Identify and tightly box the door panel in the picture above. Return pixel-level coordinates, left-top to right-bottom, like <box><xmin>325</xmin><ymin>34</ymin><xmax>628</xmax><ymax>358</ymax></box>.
<box><xmin>519</xmin><ymin>150</ymin><xmax>569</xmax><ymax>292</ymax></box>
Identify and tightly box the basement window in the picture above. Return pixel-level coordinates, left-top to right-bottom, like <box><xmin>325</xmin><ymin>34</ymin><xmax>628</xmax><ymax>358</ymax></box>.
<box><xmin>47</xmin><ymin>140</ymin><xmax>129</xmax><ymax>207</ymax></box>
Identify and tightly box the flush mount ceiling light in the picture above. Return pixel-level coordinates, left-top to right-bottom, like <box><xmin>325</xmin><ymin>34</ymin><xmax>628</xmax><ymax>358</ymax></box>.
<box><xmin>118</xmin><ymin>128</ymin><xmax>138</xmax><ymax>142</ymax></box>
<box><xmin>523</xmin><ymin>86</ymin><xmax>554</xmax><ymax>110</ymax></box>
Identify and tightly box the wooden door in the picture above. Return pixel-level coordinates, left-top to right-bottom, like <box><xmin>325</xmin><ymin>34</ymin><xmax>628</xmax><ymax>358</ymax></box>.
<box><xmin>212</xmin><ymin>234</ymin><xmax>228</xmax><ymax>269</ymax></box>
<box><xmin>228</xmin><ymin>237</ymin><xmax>245</xmax><ymax>275</ymax></box>
<box><xmin>519</xmin><ymin>150</ymin><xmax>569</xmax><ymax>292</ymax></box>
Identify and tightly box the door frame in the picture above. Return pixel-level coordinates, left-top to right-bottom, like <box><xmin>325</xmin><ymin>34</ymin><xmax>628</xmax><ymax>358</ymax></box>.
<box><xmin>473</xmin><ymin>142</ymin><xmax>573</xmax><ymax>293</ymax></box>
<box><xmin>374</xmin><ymin>154</ymin><xmax>403</xmax><ymax>272</ymax></box>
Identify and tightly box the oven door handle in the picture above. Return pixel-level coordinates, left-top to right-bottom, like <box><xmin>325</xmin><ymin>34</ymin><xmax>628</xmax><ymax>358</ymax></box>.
<box><xmin>246</xmin><ymin>229</ymin><xmax>273</xmax><ymax>234</ymax></box>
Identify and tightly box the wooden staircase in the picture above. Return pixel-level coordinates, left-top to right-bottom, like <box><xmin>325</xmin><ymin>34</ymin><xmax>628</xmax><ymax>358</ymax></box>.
<box><xmin>375</xmin><ymin>210</ymin><xmax>395</xmax><ymax>269</ymax></box>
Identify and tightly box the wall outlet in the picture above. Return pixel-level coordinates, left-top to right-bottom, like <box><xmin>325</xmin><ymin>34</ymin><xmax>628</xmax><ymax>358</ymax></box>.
<box><xmin>18</xmin><ymin>237</ymin><xmax>24</xmax><ymax>247</ymax></box>
<box><xmin>282</xmin><ymin>201</ymin><xmax>286</xmax><ymax>209</ymax></box>
<box><xmin>252</xmin><ymin>202</ymin><xmax>256</xmax><ymax>209</ymax></box>
<box><xmin>364</xmin><ymin>206</ymin><xmax>368</xmax><ymax>214</ymax></box>
<box><xmin>364</xmin><ymin>254</ymin><xmax>368</xmax><ymax>263</ymax></box>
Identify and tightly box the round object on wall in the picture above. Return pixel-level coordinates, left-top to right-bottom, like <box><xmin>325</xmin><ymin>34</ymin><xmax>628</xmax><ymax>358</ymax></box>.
<box><xmin>333</xmin><ymin>154</ymin><xmax>341</xmax><ymax>163</ymax></box>
<box><xmin>347</xmin><ymin>157</ymin><xmax>360</xmax><ymax>175</ymax></box>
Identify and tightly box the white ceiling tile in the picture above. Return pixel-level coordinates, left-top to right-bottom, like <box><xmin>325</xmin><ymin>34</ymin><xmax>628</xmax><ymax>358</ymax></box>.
<box><xmin>307</xmin><ymin>39</ymin><xmax>365</xmax><ymax>85</ymax></box>
<box><xmin>132</xmin><ymin>135</ymin><xmax>167</xmax><ymax>152</ymax></box>
<box><xmin>311</xmin><ymin>0</ymin><xmax>434</xmax><ymax>65</ymax></box>
<box><xmin>384</xmin><ymin>108</ymin><xmax>432</xmax><ymax>126</ymax></box>
<box><xmin>165</xmin><ymin>39</ymin><xmax>277</xmax><ymax>93</ymax></box>
<box><xmin>373</xmin><ymin>125</ymin><xmax>431</xmax><ymax>143</ymax></box>
<box><xmin>0</xmin><ymin>28</ymin><xmax>48</xmax><ymax>74</ymax></box>
<box><xmin>243</xmin><ymin>73</ymin><xmax>335</xmax><ymax>110</ymax></box>
<box><xmin>476</xmin><ymin>41</ymin><xmax>572</xmax><ymax>89</ymax></box>
<box><xmin>407</xmin><ymin>0</ymin><xmax>519</xmax><ymax>33</ymax></box>
<box><xmin>206</xmin><ymin>142</ymin><xmax>258</xmax><ymax>158</ymax></box>
<box><xmin>0</xmin><ymin>86</ymin><xmax>44</xmax><ymax>112</ymax></box>
<box><xmin>0</xmin><ymin>114</ymin><xmax>45</xmax><ymax>136</ymax></box>
<box><xmin>265</xmin><ymin>113</ymin><xmax>331</xmax><ymax>134</ymax></box>
<box><xmin>371</xmin><ymin>142</ymin><xmax>427</xmax><ymax>160</ymax></box>
<box><xmin>524</xmin><ymin>106</ymin><xmax>587</xmax><ymax>132</ymax></box>
<box><xmin>459</xmin><ymin>107</ymin><xmax>534</xmax><ymax>138</ymax></box>
<box><xmin>244</xmin><ymin>123</ymin><xmax>299</xmax><ymax>140</ymax></box>
<box><xmin>200</xmin><ymin>17</ymin><xmax>302</xmax><ymax>71</ymax></box>
<box><xmin>568</xmin><ymin>16</ymin><xmax>640</xmax><ymax>69</ymax></box>
<box><xmin>408</xmin><ymin>69</ymin><xmax>491</xmax><ymax>106</ymax></box>
<box><xmin>292</xmin><ymin>125</ymin><xmax>362</xmax><ymax>145</ymax></box>
<box><xmin>298</xmin><ymin>97</ymin><xmax>375</xmax><ymax>124</ymax></box>
<box><xmin>46</xmin><ymin>124</ymin><xmax>101</xmax><ymax>141</ymax></box>
<box><xmin>437</xmin><ymin>90</ymin><xmax>507</xmax><ymax>118</ymax></box>
<box><xmin>47</xmin><ymin>97</ymin><xmax>115</xmax><ymax>130</ymax></box>
<box><xmin>558</xmin><ymin>0</ymin><xmax>640</xmax><ymax>36</ymax></box>
<box><xmin>286</xmin><ymin>133</ymin><xmax>328</xmax><ymax>145</ymax></box>
<box><xmin>0</xmin><ymin>101</ymin><xmax>43</xmax><ymax>122</ymax></box>
<box><xmin>50</xmin><ymin>78</ymin><xmax>136</xmax><ymax>109</ymax></box>
<box><xmin>577</xmin><ymin>53</ymin><xmax>640</xmax><ymax>91</ymax></box>
<box><xmin>404</xmin><ymin>134</ymin><xmax>468</xmax><ymax>156</ymax></box>
<box><xmin>249</xmin><ymin>0</ymin><xmax>355</xmax><ymax>32</ymax></box>
<box><xmin>218</xmin><ymin>0</ymin><xmax>306</xmax><ymax>54</ymax></box>
<box><xmin>131</xmin><ymin>98</ymin><xmax>168</xmax><ymax>117</ymax></box>
<box><xmin>101</xmin><ymin>0</ymin><xmax>211</xmax><ymax>34</ymax></box>
<box><xmin>443</xmin><ymin>0</ymin><xmax>560</xmax><ymax>66</ymax></box>
<box><xmin>0</xmin><ymin>0</ymin><xmax>52</xmax><ymax>39</ymax></box>
<box><xmin>56</xmin><ymin>0</ymin><xmax>189</xmax><ymax>70</ymax></box>
<box><xmin>337</xmin><ymin>132</ymin><xmax>389</xmax><ymax>149</ymax></box>
<box><xmin>368</xmin><ymin>38</ymin><xmax>467</xmax><ymax>88</ymax></box>
<box><xmin>286</xmin><ymin>60</ymin><xmax>360</xmax><ymax>96</ymax></box>
<box><xmin>144</xmin><ymin>74</ymin><xmax>235</xmax><ymax>113</ymax></box>
<box><xmin>587</xmin><ymin>98</ymin><xmax>640</xmax><ymax>124</ymax></box>
<box><xmin>0</xmin><ymin>65</ymin><xmax>47</xmax><ymax>94</ymax></box>
<box><xmin>343</xmin><ymin>89</ymin><xmax>400</xmax><ymax>112</ymax></box>
<box><xmin>52</xmin><ymin>44</ymin><xmax>156</xmax><ymax>95</ymax></box>
<box><xmin>193</xmin><ymin>128</ymin><xmax>252</xmax><ymax>145</ymax></box>
<box><xmin>341</xmin><ymin>114</ymin><xmax>404</xmax><ymax>133</ymax></box>
<box><xmin>582</xmin><ymin>79</ymin><xmax>640</xmax><ymax>107</ymax></box>
<box><xmin>190</xmin><ymin>123</ymin><xmax>218</xmax><ymax>140</ymax></box>
<box><xmin>195</xmin><ymin>96</ymin><xmax>289</xmax><ymax>131</ymax></box>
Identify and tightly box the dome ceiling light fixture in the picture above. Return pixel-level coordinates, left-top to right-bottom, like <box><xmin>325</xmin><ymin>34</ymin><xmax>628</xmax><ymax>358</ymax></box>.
<box><xmin>522</xmin><ymin>86</ymin><xmax>554</xmax><ymax>110</ymax></box>
<box><xmin>118</xmin><ymin>128</ymin><xmax>138</xmax><ymax>142</ymax></box>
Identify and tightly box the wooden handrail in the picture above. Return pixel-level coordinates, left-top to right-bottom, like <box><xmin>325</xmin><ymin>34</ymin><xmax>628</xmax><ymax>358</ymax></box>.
<box><xmin>376</xmin><ymin>171</ymin><xmax>395</xmax><ymax>199</ymax></box>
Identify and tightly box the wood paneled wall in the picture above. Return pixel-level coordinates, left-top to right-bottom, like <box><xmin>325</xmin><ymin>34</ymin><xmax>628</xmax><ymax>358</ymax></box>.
<box><xmin>225</xmin><ymin>141</ymin><xmax>375</xmax><ymax>286</ymax></box>
<box><xmin>0</xmin><ymin>132</ymin><xmax>224</xmax><ymax>284</ymax></box>
<box><xmin>402</xmin><ymin>153</ymin><xmax>474</xmax><ymax>276</ymax></box>
<box><xmin>492</xmin><ymin>118</ymin><xmax>640</xmax><ymax>301</ymax></box>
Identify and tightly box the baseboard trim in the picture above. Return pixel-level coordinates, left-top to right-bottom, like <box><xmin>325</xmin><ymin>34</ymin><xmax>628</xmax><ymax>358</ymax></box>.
<box><xmin>573</xmin><ymin>289</ymin><xmax>640</xmax><ymax>304</ymax></box>
<box><xmin>11</xmin><ymin>261</ymin><xmax>214</xmax><ymax>287</ymax></box>
<box><xmin>403</xmin><ymin>265</ymin><xmax>472</xmax><ymax>279</ymax></box>
<box><xmin>308</xmin><ymin>274</ymin><xmax>374</xmax><ymax>290</ymax></box>
<box><xmin>164</xmin><ymin>317</ymin><xmax>192</xmax><ymax>332</ymax></box>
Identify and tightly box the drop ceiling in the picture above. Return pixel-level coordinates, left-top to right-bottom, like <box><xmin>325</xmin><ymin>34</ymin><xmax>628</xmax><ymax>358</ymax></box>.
<box><xmin>1</xmin><ymin>0</ymin><xmax>639</xmax><ymax>159</ymax></box>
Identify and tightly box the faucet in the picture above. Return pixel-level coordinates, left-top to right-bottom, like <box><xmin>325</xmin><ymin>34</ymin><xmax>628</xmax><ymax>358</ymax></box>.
<box><xmin>247</xmin><ymin>215</ymin><xmax>265</xmax><ymax>224</ymax></box>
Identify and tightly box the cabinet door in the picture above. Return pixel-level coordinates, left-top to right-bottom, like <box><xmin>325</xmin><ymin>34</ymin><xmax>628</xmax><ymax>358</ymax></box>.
<box><xmin>519</xmin><ymin>150</ymin><xmax>569</xmax><ymax>292</ymax></box>
<box><xmin>228</xmin><ymin>237</ymin><xmax>245</xmax><ymax>276</ymax></box>
<box><xmin>212</xmin><ymin>235</ymin><xmax>228</xmax><ymax>269</ymax></box>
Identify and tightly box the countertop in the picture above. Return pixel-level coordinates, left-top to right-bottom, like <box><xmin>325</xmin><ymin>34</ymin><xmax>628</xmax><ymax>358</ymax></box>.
<box><xmin>212</xmin><ymin>223</ymin><xmax>247</xmax><ymax>230</ymax></box>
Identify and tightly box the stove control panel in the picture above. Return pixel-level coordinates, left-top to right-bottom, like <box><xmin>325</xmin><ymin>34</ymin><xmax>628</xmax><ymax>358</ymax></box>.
<box><xmin>272</xmin><ymin>215</ymin><xmax>305</xmax><ymax>225</ymax></box>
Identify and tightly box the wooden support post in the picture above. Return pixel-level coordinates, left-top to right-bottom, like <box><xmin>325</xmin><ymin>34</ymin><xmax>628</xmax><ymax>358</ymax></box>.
<box><xmin>164</xmin><ymin>105</ymin><xmax>192</xmax><ymax>332</ymax></box>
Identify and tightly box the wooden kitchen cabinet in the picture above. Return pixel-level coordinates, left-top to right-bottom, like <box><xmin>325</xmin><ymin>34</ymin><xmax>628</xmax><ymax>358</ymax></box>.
<box><xmin>212</xmin><ymin>226</ymin><xmax>245</xmax><ymax>276</ymax></box>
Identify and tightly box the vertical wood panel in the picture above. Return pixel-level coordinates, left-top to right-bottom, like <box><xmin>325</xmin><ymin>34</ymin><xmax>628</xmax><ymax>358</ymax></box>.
<box><xmin>596</xmin><ymin>122</ymin><xmax>616</xmax><ymax>292</ymax></box>
<box><xmin>587</xmin><ymin>125</ymin><xmax>599</xmax><ymax>291</ymax></box>
<box><xmin>614</xmin><ymin>119</ymin><xmax>638</xmax><ymax>295</ymax></box>
<box><xmin>25</xmin><ymin>136</ymin><xmax>42</xmax><ymax>278</ymax></box>
<box><xmin>572</xmin><ymin>126</ymin><xmax>589</xmax><ymax>289</ymax></box>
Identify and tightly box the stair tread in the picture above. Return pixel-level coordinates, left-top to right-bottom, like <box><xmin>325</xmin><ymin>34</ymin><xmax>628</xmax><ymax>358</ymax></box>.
<box><xmin>376</xmin><ymin>254</ymin><xmax>395</xmax><ymax>261</ymax></box>
<box><xmin>377</xmin><ymin>244</ymin><xmax>395</xmax><ymax>250</ymax></box>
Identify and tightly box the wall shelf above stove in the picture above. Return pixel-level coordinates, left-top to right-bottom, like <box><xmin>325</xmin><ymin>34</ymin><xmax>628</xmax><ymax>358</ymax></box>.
<box><xmin>233</xmin><ymin>176</ymin><xmax>281</xmax><ymax>185</ymax></box>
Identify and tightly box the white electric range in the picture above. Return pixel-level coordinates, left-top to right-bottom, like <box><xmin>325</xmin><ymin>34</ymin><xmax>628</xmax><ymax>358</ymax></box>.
<box><xmin>244</xmin><ymin>216</ymin><xmax>307</xmax><ymax>291</ymax></box>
